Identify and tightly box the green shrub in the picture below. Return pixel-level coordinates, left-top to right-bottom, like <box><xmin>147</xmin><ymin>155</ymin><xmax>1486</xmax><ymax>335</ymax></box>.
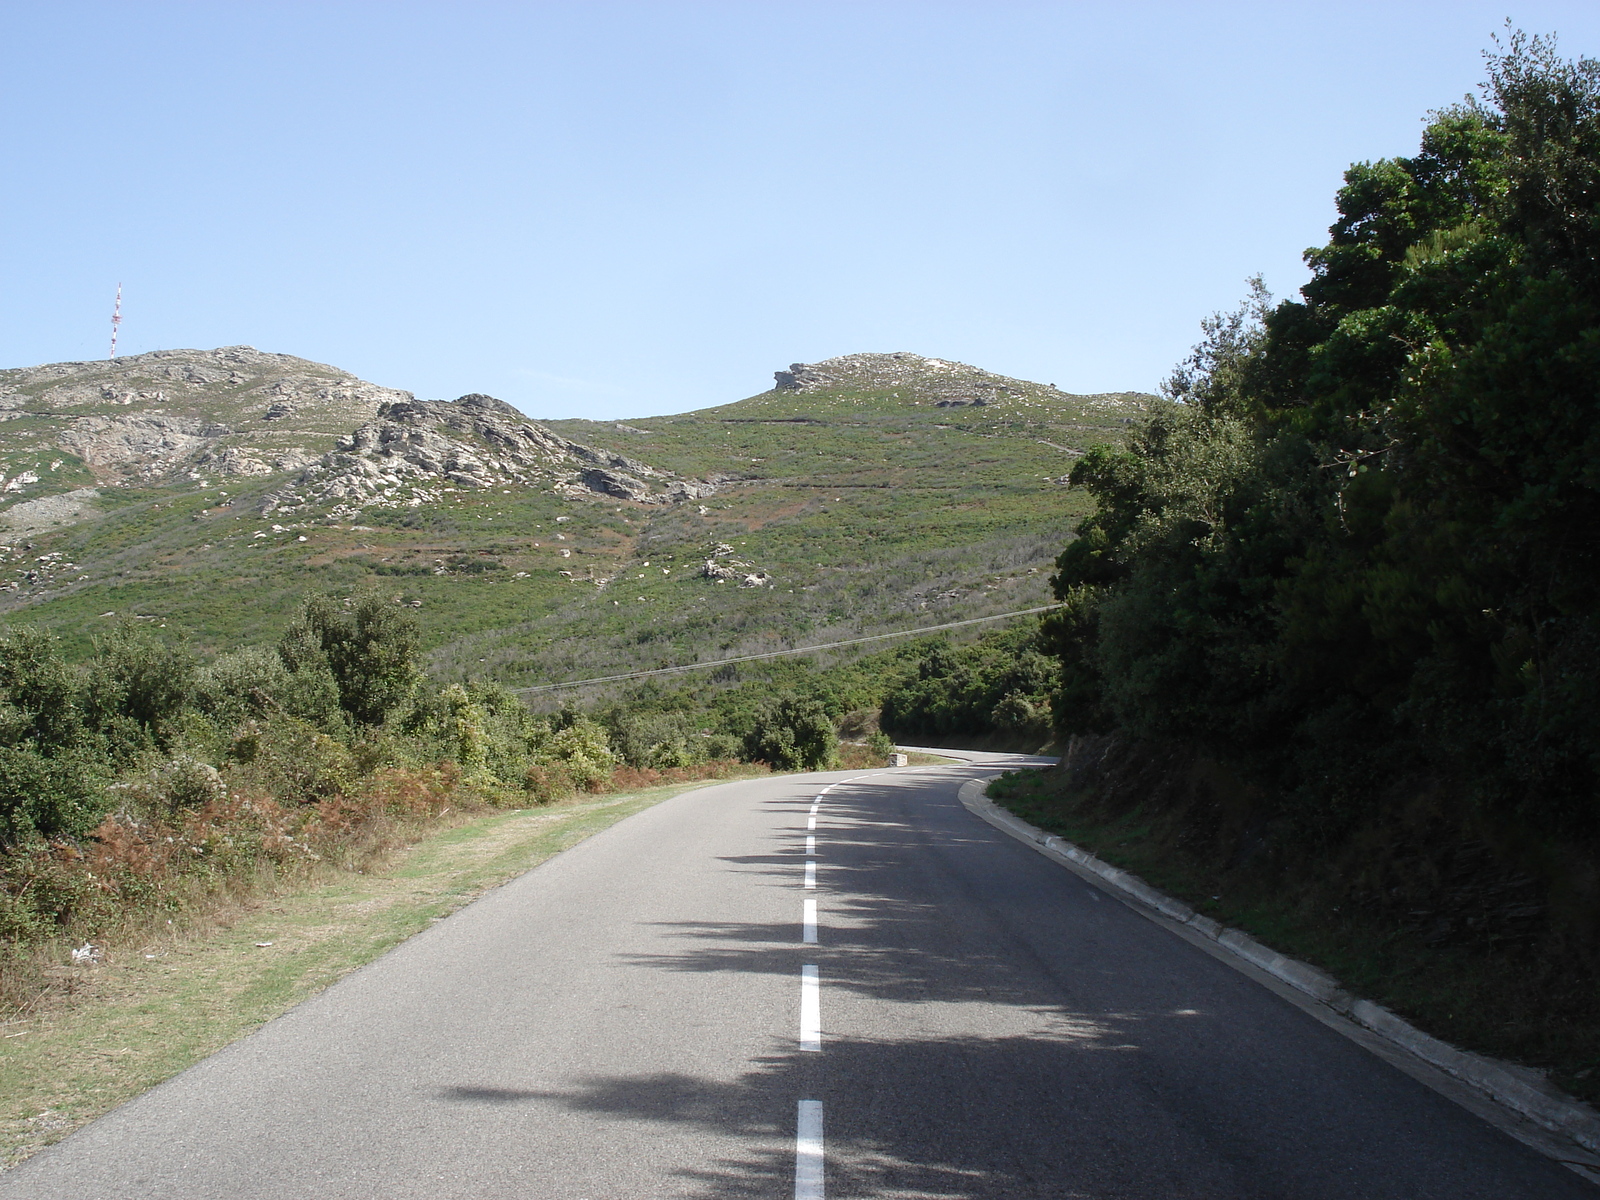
<box><xmin>279</xmin><ymin>592</ymin><xmax>420</xmax><ymax>727</ymax></box>
<box><xmin>541</xmin><ymin>716</ymin><xmax>616</xmax><ymax>791</ymax></box>
<box><xmin>609</xmin><ymin>710</ymin><xmax>701</xmax><ymax>769</ymax></box>
<box><xmin>223</xmin><ymin>717</ymin><xmax>356</xmax><ymax>806</ymax></box>
<box><xmin>880</xmin><ymin>628</ymin><xmax>1054</xmax><ymax>743</ymax></box>
<box><xmin>0</xmin><ymin>746</ymin><xmax>107</xmax><ymax>844</ymax></box>
<box><xmin>81</xmin><ymin>625</ymin><xmax>196</xmax><ymax>753</ymax></box>
<box><xmin>193</xmin><ymin>647</ymin><xmax>295</xmax><ymax>724</ymax></box>
<box><xmin>743</xmin><ymin>695</ymin><xmax>837</xmax><ymax>771</ymax></box>
<box><xmin>701</xmin><ymin>731</ymin><xmax>742</xmax><ymax>761</ymax></box>
<box><xmin>135</xmin><ymin>754</ymin><xmax>228</xmax><ymax>815</ymax></box>
<box><xmin>0</xmin><ymin>626</ymin><xmax>81</xmax><ymax>751</ymax></box>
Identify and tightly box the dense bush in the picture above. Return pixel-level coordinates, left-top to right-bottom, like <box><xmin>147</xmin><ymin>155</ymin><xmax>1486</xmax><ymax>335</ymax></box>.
<box><xmin>0</xmin><ymin>578</ymin><xmax>970</xmax><ymax>983</ymax></box>
<box><xmin>740</xmin><ymin>695</ymin><xmax>838</xmax><ymax>771</ymax></box>
<box><xmin>880</xmin><ymin>625</ymin><xmax>1054</xmax><ymax>745</ymax></box>
<box><xmin>0</xmin><ymin>746</ymin><xmax>104</xmax><ymax>845</ymax></box>
<box><xmin>607</xmin><ymin>708</ymin><xmax>704</xmax><ymax>770</ymax></box>
<box><xmin>1045</xmin><ymin>34</ymin><xmax>1600</xmax><ymax>847</ymax></box>
<box><xmin>278</xmin><ymin>592</ymin><xmax>420</xmax><ymax>727</ymax></box>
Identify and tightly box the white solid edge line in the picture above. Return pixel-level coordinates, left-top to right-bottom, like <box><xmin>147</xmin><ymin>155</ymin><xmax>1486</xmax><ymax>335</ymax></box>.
<box><xmin>804</xmin><ymin>861</ymin><xmax>816</xmax><ymax>890</ymax></box>
<box><xmin>800</xmin><ymin>965</ymin><xmax>821</xmax><ymax>1051</ymax></box>
<box><xmin>796</xmin><ymin>1099</ymin><xmax>824</xmax><ymax>1199</ymax></box>
<box><xmin>803</xmin><ymin>897</ymin><xmax>817</xmax><ymax>944</ymax></box>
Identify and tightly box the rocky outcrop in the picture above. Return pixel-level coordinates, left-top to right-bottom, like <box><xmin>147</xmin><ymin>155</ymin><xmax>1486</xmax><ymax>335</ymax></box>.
<box><xmin>260</xmin><ymin>393</ymin><xmax>719</xmax><ymax>515</ymax></box>
<box><xmin>55</xmin><ymin>413</ymin><xmax>232</xmax><ymax>476</ymax></box>
<box><xmin>0</xmin><ymin>349</ymin><xmax>724</xmax><ymax>515</ymax></box>
<box><xmin>700</xmin><ymin>542</ymin><xmax>772</xmax><ymax>588</ymax></box>
<box><xmin>0</xmin><ymin>489</ymin><xmax>100</xmax><ymax>535</ymax></box>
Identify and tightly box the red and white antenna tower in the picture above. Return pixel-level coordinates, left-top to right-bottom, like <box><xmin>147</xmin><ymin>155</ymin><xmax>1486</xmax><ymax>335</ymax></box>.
<box><xmin>108</xmin><ymin>283</ymin><xmax>123</xmax><ymax>359</ymax></box>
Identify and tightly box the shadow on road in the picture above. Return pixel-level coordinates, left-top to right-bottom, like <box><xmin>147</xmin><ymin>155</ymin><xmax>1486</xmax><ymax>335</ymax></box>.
<box><xmin>476</xmin><ymin>771</ymin><xmax>1592</xmax><ymax>1200</ymax></box>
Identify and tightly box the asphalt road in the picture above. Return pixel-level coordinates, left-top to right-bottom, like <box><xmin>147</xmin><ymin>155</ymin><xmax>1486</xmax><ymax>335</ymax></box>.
<box><xmin>4</xmin><ymin>760</ymin><xmax>1593</xmax><ymax>1198</ymax></box>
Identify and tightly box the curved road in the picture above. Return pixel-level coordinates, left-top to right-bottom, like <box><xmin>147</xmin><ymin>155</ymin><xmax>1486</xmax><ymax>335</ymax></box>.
<box><xmin>3</xmin><ymin>760</ymin><xmax>1592</xmax><ymax>1198</ymax></box>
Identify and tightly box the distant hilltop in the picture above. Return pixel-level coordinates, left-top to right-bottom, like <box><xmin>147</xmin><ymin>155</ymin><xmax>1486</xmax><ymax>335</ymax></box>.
<box><xmin>772</xmin><ymin>352</ymin><xmax>1074</xmax><ymax>409</ymax></box>
<box><xmin>0</xmin><ymin>345</ymin><xmax>1150</xmax><ymax>533</ymax></box>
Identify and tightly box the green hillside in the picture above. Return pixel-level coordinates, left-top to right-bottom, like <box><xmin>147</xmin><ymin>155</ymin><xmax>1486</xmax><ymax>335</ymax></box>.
<box><xmin>0</xmin><ymin>350</ymin><xmax>1148</xmax><ymax>686</ymax></box>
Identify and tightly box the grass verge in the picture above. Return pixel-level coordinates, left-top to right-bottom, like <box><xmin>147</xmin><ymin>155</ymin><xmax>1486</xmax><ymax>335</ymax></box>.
<box><xmin>0</xmin><ymin>777</ymin><xmax>738</xmax><ymax>1169</ymax></box>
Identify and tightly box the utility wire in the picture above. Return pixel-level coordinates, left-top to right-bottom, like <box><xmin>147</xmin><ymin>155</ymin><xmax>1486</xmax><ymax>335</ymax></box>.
<box><xmin>509</xmin><ymin>604</ymin><xmax>1061</xmax><ymax>695</ymax></box>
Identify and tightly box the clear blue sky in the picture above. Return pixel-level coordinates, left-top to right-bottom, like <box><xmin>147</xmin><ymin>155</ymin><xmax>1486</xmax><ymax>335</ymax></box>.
<box><xmin>4</xmin><ymin>2</ymin><xmax>1599</xmax><ymax>419</ymax></box>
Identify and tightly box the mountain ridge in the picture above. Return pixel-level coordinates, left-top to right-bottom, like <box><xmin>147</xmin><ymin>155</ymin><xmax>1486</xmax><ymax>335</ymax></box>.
<box><xmin>0</xmin><ymin>348</ymin><xmax>1152</xmax><ymax>691</ymax></box>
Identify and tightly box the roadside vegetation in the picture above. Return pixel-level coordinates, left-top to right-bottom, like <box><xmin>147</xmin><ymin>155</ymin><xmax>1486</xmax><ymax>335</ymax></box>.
<box><xmin>0</xmin><ymin>591</ymin><xmax>787</xmax><ymax>1019</ymax></box>
<box><xmin>993</xmin><ymin>32</ymin><xmax>1600</xmax><ymax>1102</ymax></box>
<box><xmin>877</xmin><ymin>621</ymin><xmax>1056</xmax><ymax>750</ymax></box>
<box><xmin>0</xmin><ymin>578</ymin><xmax>1029</xmax><ymax>1025</ymax></box>
<box><xmin>0</xmin><ymin>580</ymin><xmax>1008</xmax><ymax>1165</ymax></box>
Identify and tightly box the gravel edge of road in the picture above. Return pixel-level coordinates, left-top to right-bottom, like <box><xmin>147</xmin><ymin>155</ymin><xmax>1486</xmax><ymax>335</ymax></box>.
<box><xmin>957</xmin><ymin>774</ymin><xmax>1600</xmax><ymax>1184</ymax></box>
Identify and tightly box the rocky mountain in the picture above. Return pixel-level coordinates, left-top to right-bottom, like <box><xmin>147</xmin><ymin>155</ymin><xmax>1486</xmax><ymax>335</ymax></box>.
<box><xmin>0</xmin><ymin>346</ymin><xmax>403</xmax><ymax>486</ymax></box>
<box><xmin>0</xmin><ymin>347</ymin><xmax>716</xmax><ymax>531</ymax></box>
<box><xmin>0</xmin><ymin>346</ymin><xmax>1152</xmax><ymax>691</ymax></box>
<box><xmin>261</xmin><ymin>393</ymin><xmax>719</xmax><ymax>518</ymax></box>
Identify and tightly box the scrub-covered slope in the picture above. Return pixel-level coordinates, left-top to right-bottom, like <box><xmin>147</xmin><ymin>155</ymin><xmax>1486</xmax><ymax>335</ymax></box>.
<box><xmin>0</xmin><ymin>349</ymin><xmax>1150</xmax><ymax>685</ymax></box>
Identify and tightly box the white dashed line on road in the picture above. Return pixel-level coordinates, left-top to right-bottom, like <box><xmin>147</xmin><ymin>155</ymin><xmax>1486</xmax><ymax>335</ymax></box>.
<box><xmin>797</xmin><ymin>789</ymin><xmax>828</xmax><ymax>1191</ymax></box>
<box><xmin>795</xmin><ymin>1100</ymin><xmax>824</xmax><ymax>1199</ymax></box>
<box><xmin>800</xmin><ymin>965</ymin><xmax>821</xmax><ymax>1051</ymax></box>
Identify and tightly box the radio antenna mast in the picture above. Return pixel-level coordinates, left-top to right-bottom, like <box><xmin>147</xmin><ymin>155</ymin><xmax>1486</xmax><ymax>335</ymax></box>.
<box><xmin>108</xmin><ymin>283</ymin><xmax>123</xmax><ymax>359</ymax></box>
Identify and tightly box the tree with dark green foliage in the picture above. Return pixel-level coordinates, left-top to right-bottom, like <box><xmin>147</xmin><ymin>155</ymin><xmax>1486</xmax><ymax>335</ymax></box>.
<box><xmin>80</xmin><ymin>625</ymin><xmax>195</xmax><ymax>755</ymax></box>
<box><xmin>741</xmin><ymin>694</ymin><xmax>838</xmax><ymax>771</ymax></box>
<box><xmin>880</xmin><ymin>626</ymin><xmax>1054</xmax><ymax>745</ymax></box>
<box><xmin>0</xmin><ymin>628</ymin><xmax>104</xmax><ymax>844</ymax></box>
<box><xmin>279</xmin><ymin>592</ymin><xmax>421</xmax><ymax>727</ymax></box>
<box><xmin>1045</xmin><ymin>30</ymin><xmax>1600</xmax><ymax>841</ymax></box>
<box><xmin>0</xmin><ymin>626</ymin><xmax>81</xmax><ymax>752</ymax></box>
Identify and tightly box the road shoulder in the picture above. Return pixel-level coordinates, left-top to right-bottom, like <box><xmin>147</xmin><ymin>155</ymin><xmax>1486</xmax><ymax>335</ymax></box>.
<box><xmin>0</xmin><ymin>780</ymin><xmax>715</xmax><ymax>1170</ymax></box>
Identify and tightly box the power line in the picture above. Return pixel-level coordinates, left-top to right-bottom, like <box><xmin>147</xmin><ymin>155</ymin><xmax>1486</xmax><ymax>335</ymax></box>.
<box><xmin>509</xmin><ymin>604</ymin><xmax>1060</xmax><ymax>695</ymax></box>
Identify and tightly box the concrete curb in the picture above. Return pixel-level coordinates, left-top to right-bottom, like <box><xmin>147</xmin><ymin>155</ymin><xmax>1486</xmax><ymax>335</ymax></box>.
<box><xmin>957</xmin><ymin>776</ymin><xmax>1600</xmax><ymax>1159</ymax></box>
